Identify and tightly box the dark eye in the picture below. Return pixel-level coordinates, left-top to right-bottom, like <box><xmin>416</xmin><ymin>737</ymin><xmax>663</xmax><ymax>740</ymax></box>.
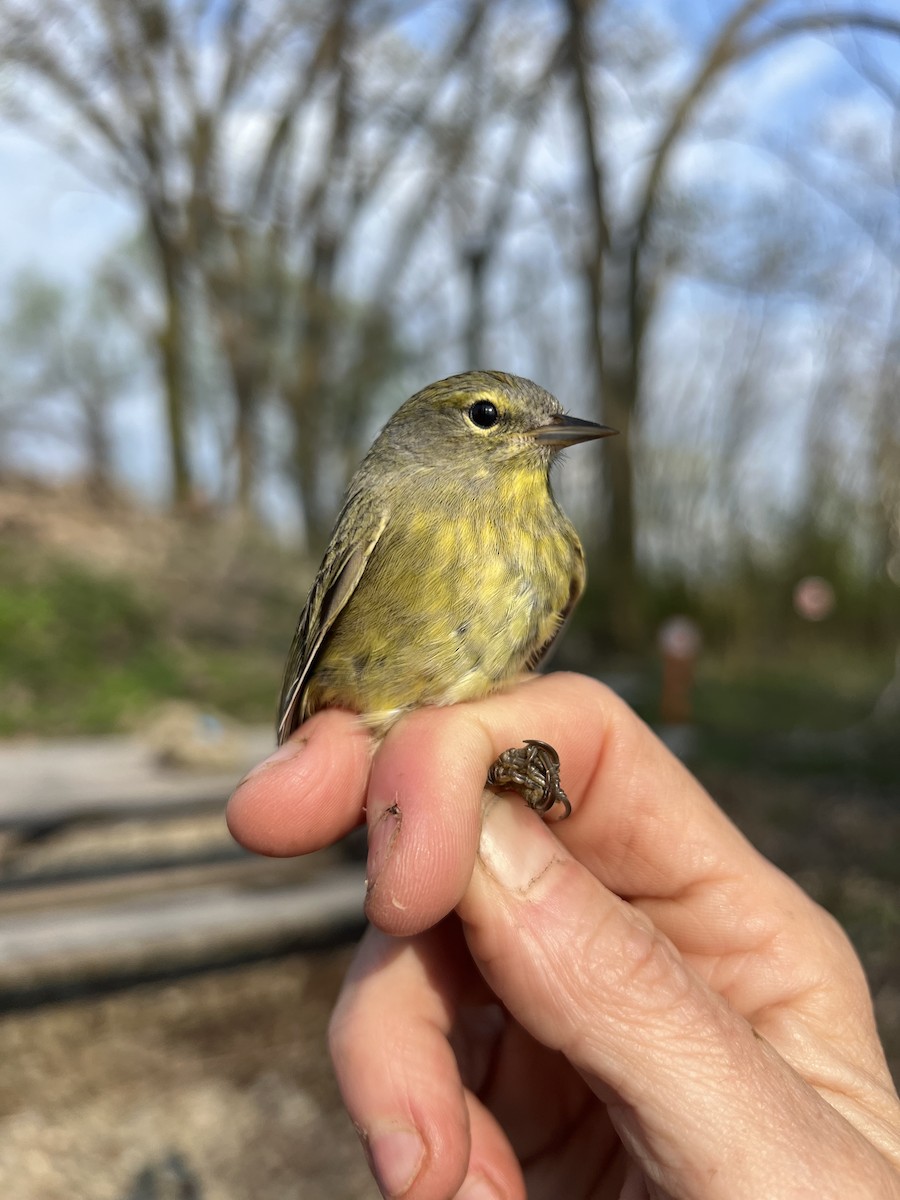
<box><xmin>467</xmin><ymin>400</ymin><xmax>499</xmax><ymax>429</ymax></box>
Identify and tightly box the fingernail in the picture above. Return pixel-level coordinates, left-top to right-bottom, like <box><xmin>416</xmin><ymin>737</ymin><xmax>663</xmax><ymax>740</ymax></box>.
<box><xmin>457</xmin><ymin>1173</ymin><xmax>500</xmax><ymax>1200</ymax></box>
<box><xmin>235</xmin><ymin>735</ymin><xmax>308</xmax><ymax>787</ymax></box>
<box><xmin>367</xmin><ymin>1126</ymin><xmax>424</xmax><ymax>1198</ymax></box>
<box><xmin>366</xmin><ymin>802</ymin><xmax>401</xmax><ymax>895</ymax></box>
<box><xmin>477</xmin><ymin>796</ymin><xmax>563</xmax><ymax>896</ymax></box>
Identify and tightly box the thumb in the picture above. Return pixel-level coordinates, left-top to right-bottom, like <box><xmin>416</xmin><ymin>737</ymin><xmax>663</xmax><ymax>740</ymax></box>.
<box><xmin>456</xmin><ymin>797</ymin><xmax>892</xmax><ymax>1200</ymax></box>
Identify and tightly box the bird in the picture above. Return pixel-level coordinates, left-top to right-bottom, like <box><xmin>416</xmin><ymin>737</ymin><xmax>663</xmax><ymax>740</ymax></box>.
<box><xmin>277</xmin><ymin>370</ymin><xmax>615</xmax><ymax>816</ymax></box>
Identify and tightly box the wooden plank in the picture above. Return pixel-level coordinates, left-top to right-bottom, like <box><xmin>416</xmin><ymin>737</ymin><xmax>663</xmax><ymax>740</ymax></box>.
<box><xmin>0</xmin><ymin>731</ymin><xmax>368</xmax><ymax>1005</ymax></box>
<box><xmin>0</xmin><ymin>729</ymin><xmax>274</xmax><ymax>828</ymax></box>
<box><xmin>0</xmin><ymin>866</ymin><xmax>365</xmax><ymax>995</ymax></box>
<box><xmin>0</xmin><ymin>810</ymin><xmax>239</xmax><ymax>885</ymax></box>
<box><xmin>0</xmin><ymin>851</ymin><xmax>329</xmax><ymax>916</ymax></box>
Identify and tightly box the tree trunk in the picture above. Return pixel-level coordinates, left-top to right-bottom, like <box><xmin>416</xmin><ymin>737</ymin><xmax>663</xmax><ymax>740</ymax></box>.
<box><xmin>599</xmin><ymin>358</ymin><xmax>640</xmax><ymax>646</ymax></box>
<box><xmin>464</xmin><ymin>241</ymin><xmax>489</xmax><ymax>365</ymax></box>
<box><xmin>233</xmin><ymin>376</ymin><xmax>256</xmax><ymax>521</ymax></box>
<box><xmin>289</xmin><ymin>278</ymin><xmax>331</xmax><ymax>549</ymax></box>
<box><xmin>565</xmin><ymin>0</ymin><xmax>642</xmax><ymax>648</ymax></box>
<box><xmin>82</xmin><ymin>391</ymin><xmax>116</xmax><ymax>506</ymax></box>
<box><xmin>152</xmin><ymin>223</ymin><xmax>194</xmax><ymax>510</ymax></box>
<box><xmin>599</xmin><ymin>239</ymin><xmax>642</xmax><ymax>648</ymax></box>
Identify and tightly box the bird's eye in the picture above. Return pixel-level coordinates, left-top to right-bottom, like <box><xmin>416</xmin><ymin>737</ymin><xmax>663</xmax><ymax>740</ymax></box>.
<box><xmin>467</xmin><ymin>400</ymin><xmax>499</xmax><ymax>429</ymax></box>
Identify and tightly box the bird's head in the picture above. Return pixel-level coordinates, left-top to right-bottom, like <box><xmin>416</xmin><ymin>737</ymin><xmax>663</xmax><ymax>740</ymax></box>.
<box><xmin>369</xmin><ymin>370</ymin><xmax>616</xmax><ymax>476</ymax></box>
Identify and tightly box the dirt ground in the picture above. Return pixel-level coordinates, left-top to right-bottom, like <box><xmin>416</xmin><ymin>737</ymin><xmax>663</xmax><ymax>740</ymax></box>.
<box><xmin>0</xmin><ymin>950</ymin><xmax>379</xmax><ymax>1200</ymax></box>
<box><xmin>0</xmin><ymin>768</ymin><xmax>897</xmax><ymax>1200</ymax></box>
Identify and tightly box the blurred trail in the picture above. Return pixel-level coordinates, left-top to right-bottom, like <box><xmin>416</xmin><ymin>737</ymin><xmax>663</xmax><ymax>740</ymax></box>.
<box><xmin>0</xmin><ymin>732</ymin><xmax>365</xmax><ymax>1008</ymax></box>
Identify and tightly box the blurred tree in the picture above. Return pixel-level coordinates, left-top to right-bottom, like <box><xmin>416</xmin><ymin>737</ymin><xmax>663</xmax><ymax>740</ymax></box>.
<box><xmin>0</xmin><ymin>270</ymin><xmax>138</xmax><ymax>502</ymax></box>
<box><xmin>0</xmin><ymin>0</ymin><xmax>216</xmax><ymax>506</ymax></box>
<box><xmin>0</xmin><ymin>0</ymin><xmax>493</xmax><ymax>533</ymax></box>
<box><xmin>1</xmin><ymin>0</ymin><xmax>899</xmax><ymax>646</ymax></box>
<box><xmin>560</xmin><ymin>0</ymin><xmax>900</xmax><ymax>645</ymax></box>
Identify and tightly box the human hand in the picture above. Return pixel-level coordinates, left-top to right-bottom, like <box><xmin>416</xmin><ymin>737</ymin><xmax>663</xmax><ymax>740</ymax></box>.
<box><xmin>227</xmin><ymin>673</ymin><xmax>900</xmax><ymax>1199</ymax></box>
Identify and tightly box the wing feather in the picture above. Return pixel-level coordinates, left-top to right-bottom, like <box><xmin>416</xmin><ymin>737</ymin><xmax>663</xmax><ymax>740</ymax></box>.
<box><xmin>277</xmin><ymin>503</ymin><xmax>389</xmax><ymax>743</ymax></box>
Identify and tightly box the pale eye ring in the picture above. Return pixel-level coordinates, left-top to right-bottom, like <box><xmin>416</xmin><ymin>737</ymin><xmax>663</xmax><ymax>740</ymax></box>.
<box><xmin>467</xmin><ymin>400</ymin><xmax>499</xmax><ymax>429</ymax></box>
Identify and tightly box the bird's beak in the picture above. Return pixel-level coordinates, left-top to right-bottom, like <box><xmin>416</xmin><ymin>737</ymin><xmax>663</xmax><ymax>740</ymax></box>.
<box><xmin>527</xmin><ymin>413</ymin><xmax>618</xmax><ymax>448</ymax></box>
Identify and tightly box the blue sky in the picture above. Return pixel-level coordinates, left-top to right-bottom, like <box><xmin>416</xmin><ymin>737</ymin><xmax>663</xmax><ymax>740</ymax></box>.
<box><xmin>4</xmin><ymin>0</ymin><xmax>897</xmax><ymax>291</ymax></box>
<box><xmin>0</xmin><ymin>125</ymin><xmax>135</xmax><ymax>287</ymax></box>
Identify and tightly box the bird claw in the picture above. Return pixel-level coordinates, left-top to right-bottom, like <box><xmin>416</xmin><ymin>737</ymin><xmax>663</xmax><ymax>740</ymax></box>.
<box><xmin>486</xmin><ymin>739</ymin><xmax>571</xmax><ymax>819</ymax></box>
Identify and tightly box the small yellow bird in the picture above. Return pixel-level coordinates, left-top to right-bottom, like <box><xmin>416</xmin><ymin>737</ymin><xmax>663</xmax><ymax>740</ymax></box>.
<box><xmin>277</xmin><ymin>370</ymin><xmax>615</xmax><ymax>816</ymax></box>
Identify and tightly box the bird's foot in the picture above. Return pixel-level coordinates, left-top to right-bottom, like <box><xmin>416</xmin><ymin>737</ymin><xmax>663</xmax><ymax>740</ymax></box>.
<box><xmin>486</xmin><ymin>739</ymin><xmax>571</xmax><ymax>820</ymax></box>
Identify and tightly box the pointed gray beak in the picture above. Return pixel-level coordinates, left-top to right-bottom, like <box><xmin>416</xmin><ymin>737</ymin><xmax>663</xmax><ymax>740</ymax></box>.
<box><xmin>527</xmin><ymin>413</ymin><xmax>617</xmax><ymax>448</ymax></box>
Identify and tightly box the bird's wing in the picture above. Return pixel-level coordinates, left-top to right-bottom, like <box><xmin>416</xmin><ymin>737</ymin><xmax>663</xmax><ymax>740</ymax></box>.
<box><xmin>277</xmin><ymin>501</ymin><xmax>389</xmax><ymax>743</ymax></box>
<box><xmin>525</xmin><ymin>539</ymin><xmax>586</xmax><ymax>673</ymax></box>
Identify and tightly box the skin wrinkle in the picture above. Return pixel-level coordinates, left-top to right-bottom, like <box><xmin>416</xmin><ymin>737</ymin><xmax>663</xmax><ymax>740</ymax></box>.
<box><xmin>812</xmin><ymin>1073</ymin><xmax>900</xmax><ymax>1154</ymax></box>
<box><xmin>619</xmin><ymin>1082</ymin><xmax>754</xmax><ymax>1200</ymax></box>
<box><xmin>764</xmin><ymin>957</ymin><xmax>880</xmax><ymax>1055</ymax></box>
<box><xmin>572</xmin><ymin>909</ymin><xmax>698</xmax><ymax>1038</ymax></box>
<box><xmin>627</xmin><ymin>872</ymin><xmax>752</xmax><ymax>950</ymax></box>
<box><xmin>764</xmin><ymin>1047</ymin><xmax>900</xmax><ymax>1147</ymax></box>
<box><xmin>573</xmin><ymin>989</ymin><xmax>741</xmax><ymax>1115</ymax></box>
<box><xmin>480</xmin><ymin>814</ymin><xmax>703</xmax><ymax>1039</ymax></box>
<box><xmin>656</xmin><ymin>1019</ymin><xmax>896</xmax><ymax>1198</ymax></box>
<box><xmin>752</xmin><ymin>974</ymin><xmax>837</xmax><ymax>1032</ymax></box>
<box><xmin>639</xmin><ymin>860</ymin><xmax>860</xmax><ymax>1029</ymax></box>
<box><xmin>605</xmin><ymin>1039</ymin><xmax>803</xmax><ymax>1196</ymax></box>
<box><xmin>700</xmin><ymin>941</ymin><xmax>781</xmax><ymax>1006</ymax></box>
<box><xmin>520</xmin><ymin>796</ymin><xmax>873</xmax><ymax>1180</ymax></box>
<box><xmin>642</xmin><ymin>882</ymin><xmax>786</xmax><ymax>996</ymax></box>
<box><xmin>754</xmin><ymin>1014</ymin><xmax>900</xmax><ymax>1158</ymax></box>
<box><xmin>549</xmin><ymin>902</ymin><xmax>796</xmax><ymax>1123</ymax></box>
<box><xmin>643</xmin><ymin>811</ymin><xmax>734</xmax><ymax>900</ymax></box>
<box><xmin>512</xmin><ymin>931</ymin><xmax>886</xmax><ymax>1182</ymax></box>
<box><xmin>477</xmin><ymin>840</ymin><xmax>565</xmax><ymax>899</ymax></box>
<box><xmin>481</xmin><ymin>874</ymin><xmax>705</xmax><ymax>1090</ymax></box>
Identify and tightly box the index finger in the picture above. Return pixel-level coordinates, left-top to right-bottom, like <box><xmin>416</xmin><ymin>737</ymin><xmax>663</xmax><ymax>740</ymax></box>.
<box><xmin>362</xmin><ymin>670</ymin><xmax>757</xmax><ymax>933</ymax></box>
<box><xmin>226</xmin><ymin>707</ymin><xmax>372</xmax><ymax>855</ymax></box>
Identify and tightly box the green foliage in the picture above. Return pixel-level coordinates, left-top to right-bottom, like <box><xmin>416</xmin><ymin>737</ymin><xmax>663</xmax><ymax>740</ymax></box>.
<box><xmin>0</xmin><ymin>547</ymin><xmax>182</xmax><ymax>735</ymax></box>
<box><xmin>0</xmin><ymin>541</ymin><xmax>292</xmax><ymax>735</ymax></box>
